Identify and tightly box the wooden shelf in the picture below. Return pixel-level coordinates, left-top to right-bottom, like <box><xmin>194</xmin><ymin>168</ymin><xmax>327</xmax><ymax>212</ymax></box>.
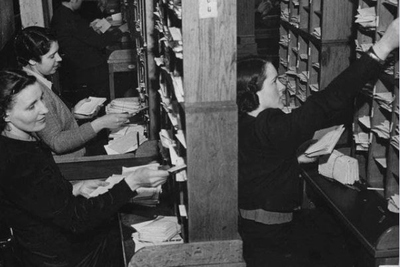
<box><xmin>352</xmin><ymin>0</ymin><xmax>399</xmax><ymax>199</ymax></box>
<box><xmin>279</xmin><ymin>0</ymin><xmax>355</xmax><ymax>107</ymax></box>
<box><xmin>120</xmin><ymin>0</ymin><xmax>245</xmax><ymax>265</ymax></box>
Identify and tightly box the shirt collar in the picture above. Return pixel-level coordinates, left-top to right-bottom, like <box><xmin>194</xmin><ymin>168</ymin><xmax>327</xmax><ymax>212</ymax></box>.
<box><xmin>22</xmin><ymin>67</ymin><xmax>53</xmax><ymax>89</ymax></box>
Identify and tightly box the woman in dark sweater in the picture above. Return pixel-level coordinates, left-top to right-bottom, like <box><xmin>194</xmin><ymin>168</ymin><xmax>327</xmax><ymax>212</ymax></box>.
<box><xmin>0</xmin><ymin>70</ymin><xmax>169</xmax><ymax>266</ymax></box>
<box><xmin>237</xmin><ymin>18</ymin><xmax>399</xmax><ymax>267</ymax></box>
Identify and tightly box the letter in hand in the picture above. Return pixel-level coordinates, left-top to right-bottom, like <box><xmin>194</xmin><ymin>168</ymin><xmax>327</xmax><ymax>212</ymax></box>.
<box><xmin>90</xmin><ymin>19</ymin><xmax>103</xmax><ymax>34</ymax></box>
<box><xmin>73</xmin><ymin>98</ymin><xmax>101</xmax><ymax>120</ymax></box>
<box><xmin>125</xmin><ymin>166</ymin><xmax>169</xmax><ymax>192</ymax></box>
<box><xmin>72</xmin><ymin>179</ymin><xmax>110</xmax><ymax>199</ymax></box>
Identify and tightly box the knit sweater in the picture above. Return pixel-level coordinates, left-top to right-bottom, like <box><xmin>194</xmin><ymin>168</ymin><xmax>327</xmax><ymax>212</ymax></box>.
<box><xmin>24</xmin><ymin>68</ymin><xmax>97</xmax><ymax>157</ymax></box>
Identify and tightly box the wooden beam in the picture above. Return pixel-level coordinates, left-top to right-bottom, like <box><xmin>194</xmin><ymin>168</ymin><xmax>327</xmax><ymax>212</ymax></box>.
<box><xmin>18</xmin><ymin>0</ymin><xmax>49</xmax><ymax>27</ymax></box>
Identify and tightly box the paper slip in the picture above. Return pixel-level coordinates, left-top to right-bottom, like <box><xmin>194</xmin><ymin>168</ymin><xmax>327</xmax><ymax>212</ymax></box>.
<box><xmin>168</xmin><ymin>143</ymin><xmax>180</xmax><ymax>165</ymax></box>
<box><xmin>168</xmin><ymin>27</ymin><xmax>182</xmax><ymax>41</ymax></box>
<box><xmin>131</xmin><ymin>233</ymin><xmax>183</xmax><ymax>252</ymax></box>
<box><xmin>175</xmin><ymin>130</ymin><xmax>186</xmax><ymax>148</ymax></box>
<box><xmin>74</xmin><ymin>97</ymin><xmax>107</xmax><ymax>115</ymax></box>
<box><xmin>111</xmin><ymin>12</ymin><xmax>122</xmax><ymax>21</ymax></box>
<box><xmin>175</xmin><ymin>170</ymin><xmax>187</xmax><ymax>182</ymax></box>
<box><xmin>171</xmin><ymin>75</ymin><xmax>184</xmax><ymax>102</ymax></box>
<box><xmin>167</xmin><ymin>112</ymin><xmax>179</xmax><ymax>127</ymax></box>
<box><xmin>179</xmin><ymin>205</ymin><xmax>187</xmax><ymax>217</ymax></box>
<box><xmin>167</xmin><ymin>164</ymin><xmax>186</xmax><ymax>173</ymax></box>
<box><xmin>374</xmin><ymin>157</ymin><xmax>387</xmax><ymax>168</ymax></box>
<box><xmin>119</xmin><ymin>23</ymin><xmax>129</xmax><ymax>33</ymax></box>
<box><xmin>305</xmin><ymin>125</ymin><xmax>345</xmax><ymax>157</ymax></box>
<box><xmin>159</xmin><ymin>129</ymin><xmax>174</xmax><ymax>148</ymax></box>
<box><xmin>122</xmin><ymin>163</ymin><xmax>160</xmax><ymax>174</ymax></box>
<box><xmin>89</xmin><ymin>175</ymin><xmax>125</xmax><ymax>197</ymax></box>
<box><xmin>358</xmin><ymin>116</ymin><xmax>371</xmax><ymax>129</ymax></box>
<box><xmin>109</xmin><ymin>124</ymin><xmax>145</xmax><ymax>139</ymax></box>
<box><xmin>96</xmin><ymin>18</ymin><xmax>112</xmax><ymax>33</ymax></box>
<box><xmin>388</xmin><ymin>194</ymin><xmax>399</xmax><ymax>214</ymax></box>
<box><xmin>107</xmin><ymin>132</ymin><xmax>140</xmax><ymax>154</ymax></box>
<box><xmin>104</xmin><ymin>145</ymin><xmax>125</xmax><ymax>155</ymax></box>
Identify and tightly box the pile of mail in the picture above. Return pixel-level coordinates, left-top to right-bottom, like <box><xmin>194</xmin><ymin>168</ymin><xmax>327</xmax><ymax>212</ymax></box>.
<box><xmin>105</xmin><ymin>97</ymin><xmax>144</xmax><ymax>115</ymax></box>
<box><xmin>132</xmin><ymin>216</ymin><xmax>181</xmax><ymax>243</ymax></box>
<box><xmin>318</xmin><ymin>150</ymin><xmax>360</xmax><ymax>185</ymax></box>
<box><xmin>355</xmin><ymin>7</ymin><xmax>376</xmax><ymax>28</ymax></box>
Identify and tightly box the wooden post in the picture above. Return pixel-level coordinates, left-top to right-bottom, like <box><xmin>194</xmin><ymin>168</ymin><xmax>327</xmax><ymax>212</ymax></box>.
<box><xmin>18</xmin><ymin>0</ymin><xmax>51</xmax><ymax>28</ymax></box>
<box><xmin>237</xmin><ymin>0</ymin><xmax>257</xmax><ymax>58</ymax></box>
<box><xmin>0</xmin><ymin>0</ymin><xmax>15</xmax><ymax>50</ymax></box>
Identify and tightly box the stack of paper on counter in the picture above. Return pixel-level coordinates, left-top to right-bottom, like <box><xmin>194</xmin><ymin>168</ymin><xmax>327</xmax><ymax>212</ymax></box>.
<box><xmin>305</xmin><ymin>125</ymin><xmax>345</xmax><ymax>157</ymax></box>
<box><xmin>318</xmin><ymin>150</ymin><xmax>360</xmax><ymax>185</ymax></box>
<box><xmin>129</xmin><ymin>187</ymin><xmax>161</xmax><ymax>207</ymax></box>
<box><xmin>131</xmin><ymin>216</ymin><xmax>182</xmax><ymax>252</ymax></box>
<box><xmin>124</xmin><ymin>163</ymin><xmax>163</xmax><ymax>206</ymax></box>
<box><xmin>105</xmin><ymin>97</ymin><xmax>145</xmax><ymax>115</ymax></box>
<box><xmin>122</xmin><ymin>163</ymin><xmax>164</xmax><ymax>202</ymax></box>
<box><xmin>104</xmin><ymin>124</ymin><xmax>147</xmax><ymax>155</ymax></box>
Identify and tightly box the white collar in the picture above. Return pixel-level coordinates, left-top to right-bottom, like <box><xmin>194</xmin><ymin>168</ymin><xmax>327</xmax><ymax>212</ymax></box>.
<box><xmin>22</xmin><ymin>67</ymin><xmax>53</xmax><ymax>90</ymax></box>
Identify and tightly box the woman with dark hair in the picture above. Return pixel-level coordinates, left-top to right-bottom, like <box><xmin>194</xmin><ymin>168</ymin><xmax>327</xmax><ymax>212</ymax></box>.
<box><xmin>0</xmin><ymin>69</ymin><xmax>169</xmax><ymax>266</ymax></box>
<box><xmin>14</xmin><ymin>26</ymin><xmax>131</xmax><ymax>159</ymax></box>
<box><xmin>237</xmin><ymin>18</ymin><xmax>399</xmax><ymax>266</ymax></box>
<box><xmin>51</xmin><ymin>0</ymin><xmax>125</xmax><ymax>99</ymax></box>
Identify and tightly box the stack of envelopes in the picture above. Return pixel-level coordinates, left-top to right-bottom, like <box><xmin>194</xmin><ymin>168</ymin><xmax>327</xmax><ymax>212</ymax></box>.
<box><xmin>318</xmin><ymin>150</ymin><xmax>360</xmax><ymax>185</ymax></box>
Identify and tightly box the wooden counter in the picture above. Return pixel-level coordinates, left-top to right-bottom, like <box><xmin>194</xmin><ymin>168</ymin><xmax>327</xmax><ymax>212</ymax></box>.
<box><xmin>301</xmin><ymin>164</ymin><xmax>399</xmax><ymax>267</ymax></box>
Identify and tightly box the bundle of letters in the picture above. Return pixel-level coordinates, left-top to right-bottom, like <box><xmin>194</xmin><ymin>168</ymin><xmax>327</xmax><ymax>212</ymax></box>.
<box><xmin>131</xmin><ymin>216</ymin><xmax>183</xmax><ymax>252</ymax></box>
<box><xmin>105</xmin><ymin>97</ymin><xmax>144</xmax><ymax>114</ymax></box>
<box><xmin>129</xmin><ymin>187</ymin><xmax>161</xmax><ymax>207</ymax></box>
<box><xmin>318</xmin><ymin>150</ymin><xmax>360</xmax><ymax>185</ymax></box>
<box><xmin>89</xmin><ymin>163</ymin><xmax>162</xmax><ymax>206</ymax></box>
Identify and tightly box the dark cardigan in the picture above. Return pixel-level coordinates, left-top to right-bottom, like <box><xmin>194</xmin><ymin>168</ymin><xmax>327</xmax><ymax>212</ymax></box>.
<box><xmin>0</xmin><ymin>136</ymin><xmax>135</xmax><ymax>266</ymax></box>
<box><xmin>238</xmin><ymin>54</ymin><xmax>382</xmax><ymax>212</ymax></box>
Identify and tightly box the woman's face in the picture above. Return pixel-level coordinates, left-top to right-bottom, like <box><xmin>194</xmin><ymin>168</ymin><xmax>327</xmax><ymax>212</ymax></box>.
<box><xmin>257</xmin><ymin>62</ymin><xmax>285</xmax><ymax>110</ymax></box>
<box><xmin>32</xmin><ymin>41</ymin><xmax>62</xmax><ymax>76</ymax></box>
<box><xmin>5</xmin><ymin>82</ymin><xmax>48</xmax><ymax>139</ymax></box>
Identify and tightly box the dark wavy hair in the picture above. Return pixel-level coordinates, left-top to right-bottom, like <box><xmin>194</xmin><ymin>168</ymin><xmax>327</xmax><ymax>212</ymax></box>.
<box><xmin>14</xmin><ymin>26</ymin><xmax>57</xmax><ymax>66</ymax></box>
<box><xmin>237</xmin><ymin>56</ymin><xmax>270</xmax><ymax>116</ymax></box>
<box><xmin>0</xmin><ymin>70</ymin><xmax>37</xmax><ymax>132</ymax></box>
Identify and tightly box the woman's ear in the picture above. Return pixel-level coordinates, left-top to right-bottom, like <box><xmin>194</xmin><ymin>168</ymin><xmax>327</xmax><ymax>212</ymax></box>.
<box><xmin>4</xmin><ymin>113</ymin><xmax>11</xmax><ymax>123</ymax></box>
<box><xmin>28</xmin><ymin>59</ymin><xmax>37</xmax><ymax>66</ymax></box>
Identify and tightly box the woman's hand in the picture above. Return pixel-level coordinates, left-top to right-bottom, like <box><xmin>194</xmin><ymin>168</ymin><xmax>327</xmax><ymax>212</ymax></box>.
<box><xmin>124</xmin><ymin>166</ymin><xmax>169</xmax><ymax>192</ymax></box>
<box><xmin>90</xmin><ymin>113</ymin><xmax>132</xmax><ymax>132</ymax></box>
<box><xmin>372</xmin><ymin>17</ymin><xmax>399</xmax><ymax>61</ymax></box>
<box><xmin>90</xmin><ymin>19</ymin><xmax>103</xmax><ymax>34</ymax></box>
<box><xmin>72</xmin><ymin>98</ymin><xmax>101</xmax><ymax>120</ymax></box>
<box><xmin>297</xmin><ymin>154</ymin><xmax>318</xmax><ymax>164</ymax></box>
<box><xmin>72</xmin><ymin>179</ymin><xmax>110</xmax><ymax>198</ymax></box>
